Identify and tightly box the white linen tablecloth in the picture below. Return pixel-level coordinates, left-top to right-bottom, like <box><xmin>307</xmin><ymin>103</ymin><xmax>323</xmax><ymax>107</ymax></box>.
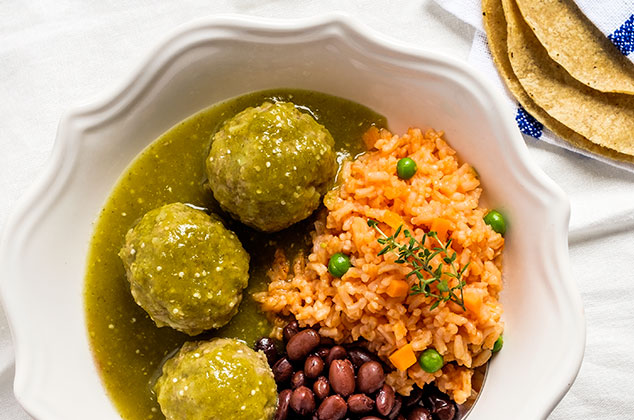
<box><xmin>1</xmin><ymin>1</ymin><xmax>633</xmax><ymax>419</ymax></box>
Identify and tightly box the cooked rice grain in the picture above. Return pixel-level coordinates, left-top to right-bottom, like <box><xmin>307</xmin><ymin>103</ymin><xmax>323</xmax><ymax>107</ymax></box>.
<box><xmin>255</xmin><ymin>127</ymin><xmax>504</xmax><ymax>404</ymax></box>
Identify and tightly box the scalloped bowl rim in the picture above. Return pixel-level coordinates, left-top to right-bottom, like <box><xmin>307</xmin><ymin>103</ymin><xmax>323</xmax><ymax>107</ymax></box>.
<box><xmin>0</xmin><ymin>13</ymin><xmax>585</xmax><ymax>420</ymax></box>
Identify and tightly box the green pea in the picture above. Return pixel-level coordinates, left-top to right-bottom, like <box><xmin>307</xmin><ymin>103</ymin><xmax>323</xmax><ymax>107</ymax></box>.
<box><xmin>418</xmin><ymin>348</ymin><xmax>444</xmax><ymax>373</ymax></box>
<box><xmin>397</xmin><ymin>157</ymin><xmax>417</xmax><ymax>180</ymax></box>
<box><xmin>492</xmin><ymin>335</ymin><xmax>504</xmax><ymax>353</ymax></box>
<box><xmin>484</xmin><ymin>210</ymin><xmax>506</xmax><ymax>235</ymax></box>
<box><xmin>328</xmin><ymin>253</ymin><xmax>351</xmax><ymax>278</ymax></box>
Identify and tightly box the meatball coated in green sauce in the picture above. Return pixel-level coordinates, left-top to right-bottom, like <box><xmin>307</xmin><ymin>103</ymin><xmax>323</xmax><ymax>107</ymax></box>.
<box><xmin>206</xmin><ymin>101</ymin><xmax>338</xmax><ymax>232</ymax></box>
<box><xmin>85</xmin><ymin>89</ymin><xmax>387</xmax><ymax>420</ymax></box>
<box><xmin>155</xmin><ymin>338</ymin><xmax>277</xmax><ymax>420</ymax></box>
<box><xmin>119</xmin><ymin>203</ymin><xmax>249</xmax><ymax>336</ymax></box>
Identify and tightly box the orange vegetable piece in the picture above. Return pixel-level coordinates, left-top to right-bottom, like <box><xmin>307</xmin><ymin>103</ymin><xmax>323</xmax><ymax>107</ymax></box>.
<box><xmin>430</xmin><ymin>218</ymin><xmax>451</xmax><ymax>241</ymax></box>
<box><xmin>384</xmin><ymin>186</ymin><xmax>399</xmax><ymax>200</ymax></box>
<box><xmin>383</xmin><ymin>210</ymin><xmax>404</xmax><ymax>231</ymax></box>
<box><xmin>362</xmin><ymin>126</ymin><xmax>380</xmax><ymax>150</ymax></box>
<box><xmin>386</xmin><ymin>280</ymin><xmax>410</xmax><ymax>298</ymax></box>
<box><xmin>389</xmin><ymin>343</ymin><xmax>417</xmax><ymax>371</ymax></box>
<box><xmin>463</xmin><ymin>288</ymin><xmax>484</xmax><ymax>313</ymax></box>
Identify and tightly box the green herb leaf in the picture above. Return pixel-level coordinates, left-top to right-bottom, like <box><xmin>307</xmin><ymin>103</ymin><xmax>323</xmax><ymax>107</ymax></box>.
<box><xmin>368</xmin><ymin>221</ymin><xmax>468</xmax><ymax>311</ymax></box>
<box><xmin>437</xmin><ymin>279</ymin><xmax>449</xmax><ymax>292</ymax></box>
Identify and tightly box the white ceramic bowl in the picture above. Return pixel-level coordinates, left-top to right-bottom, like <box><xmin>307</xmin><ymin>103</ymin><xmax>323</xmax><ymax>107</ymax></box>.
<box><xmin>0</xmin><ymin>13</ymin><xmax>584</xmax><ymax>420</ymax></box>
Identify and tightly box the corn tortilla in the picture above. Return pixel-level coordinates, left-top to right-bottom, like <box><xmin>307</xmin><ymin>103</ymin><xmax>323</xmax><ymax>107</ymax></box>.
<box><xmin>482</xmin><ymin>0</ymin><xmax>634</xmax><ymax>164</ymax></box>
<box><xmin>515</xmin><ymin>0</ymin><xmax>634</xmax><ymax>95</ymax></box>
<box><xmin>502</xmin><ymin>0</ymin><xmax>634</xmax><ymax>156</ymax></box>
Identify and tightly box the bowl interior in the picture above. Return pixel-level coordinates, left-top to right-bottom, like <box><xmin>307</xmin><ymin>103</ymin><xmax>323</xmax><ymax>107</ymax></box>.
<box><xmin>1</xmin><ymin>15</ymin><xmax>582</xmax><ymax>420</ymax></box>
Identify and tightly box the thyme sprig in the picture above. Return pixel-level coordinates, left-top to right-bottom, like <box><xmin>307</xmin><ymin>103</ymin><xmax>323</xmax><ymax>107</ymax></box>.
<box><xmin>367</xmin><ymin>219</ymin><xmax>469</xmax><ymax>310</ymax></box>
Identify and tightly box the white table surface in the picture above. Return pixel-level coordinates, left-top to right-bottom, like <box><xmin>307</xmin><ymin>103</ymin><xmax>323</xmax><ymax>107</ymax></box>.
<box><xmin>1</xmin><ymin>1</ymin><xmax>633</xmax><ymax>419</ymax></box>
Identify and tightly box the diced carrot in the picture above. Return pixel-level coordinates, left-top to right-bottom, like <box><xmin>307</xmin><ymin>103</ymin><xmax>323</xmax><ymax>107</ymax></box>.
<box><xmin>463</xmin><ymin>288</ymin><xmax>484</xmax><ymax>313</ymax></box>
<box><xmin>389</xmin><ymin>343</ymin><xmax>417</xmax><ymax>371</ymax></box>
<box><xmin>384</xmin><ymin>186</ymin><xmax>399</xmax><ymax>200</ymax></box>
<box><xmin>430</xmin><ymin>218</ymin><xmax>451</xmax><ymax>241</ymax></box>
<box><xmin>386</xmin><ymin>280</ymin><xmax>410</xmax><ymax>298</ymax></box>
<box><xmin>362</xmin><ymin>126</ymin><xmax>380</xmax><ymax>150</ymax></box>
<box><xmin>383</xmin><ymin>210</ymin><xmax>404</xmax><ymax>231</ymax></box>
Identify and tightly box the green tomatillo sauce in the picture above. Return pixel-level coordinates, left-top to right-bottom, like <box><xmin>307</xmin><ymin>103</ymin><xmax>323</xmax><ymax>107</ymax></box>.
<box><xmin>84</xmin><ymin>88</ymin><xmax>386</xmax><ymax>420</ymax></box>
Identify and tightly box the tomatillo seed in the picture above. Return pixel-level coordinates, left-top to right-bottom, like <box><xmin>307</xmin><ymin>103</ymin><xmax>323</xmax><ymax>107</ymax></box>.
<box><xmin>418</xmin><ymin>348</ymin><xmax>444</xmax><ymax>373</ymax></box>
<box><xmin>328</xmin><ymin>253</ymin><xmax>351</xmax><ymax>278</ymax></box>
<box><xmin>397</xmin><ymin>157</ymin><xmax>417</xmax><ymax>180</ymax></box>
<box><xmin>483</xmin><ymin>210</ymin><xmax>506</xmax><ymax>235</ymax></box>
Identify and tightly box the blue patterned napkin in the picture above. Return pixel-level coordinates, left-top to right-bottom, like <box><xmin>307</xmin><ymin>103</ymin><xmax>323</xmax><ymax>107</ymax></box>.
<box><xmin>435</xmin><ymin>0</ymin><xmax>634</xmax><ymax>173</ymax></box>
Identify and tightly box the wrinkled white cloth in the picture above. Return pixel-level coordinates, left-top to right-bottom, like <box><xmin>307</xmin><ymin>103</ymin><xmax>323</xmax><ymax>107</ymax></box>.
<box><xmin>439</xmin><ymin>0</ymin><xmax>634</xmax><ymax>174</ymax></box>
<box><xmin>1</xmin><ymin>1</ymin><xmax>633</xmax><ymax>420</ymax></box>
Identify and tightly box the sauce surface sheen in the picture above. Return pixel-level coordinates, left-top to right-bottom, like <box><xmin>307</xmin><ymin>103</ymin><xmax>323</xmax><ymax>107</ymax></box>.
<box><xmin>84</xmin><ymin>88</ymin><xmax>386</xmax><ymax>420</ymax></box>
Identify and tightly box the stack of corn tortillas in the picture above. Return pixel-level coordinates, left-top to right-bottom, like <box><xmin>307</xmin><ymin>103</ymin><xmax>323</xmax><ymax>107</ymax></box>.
<box><xmin>482</xmin><ymin>0</ymin><xmax>634</xmax><ymax>164</ymax></box>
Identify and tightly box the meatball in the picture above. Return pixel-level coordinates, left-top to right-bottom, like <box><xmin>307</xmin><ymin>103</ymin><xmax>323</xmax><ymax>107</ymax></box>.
<box><xmin>206</xmin><ymin>101</ymin><xmax>337</xmax><ymax>232</ymax></box>
<box><xmin>119</xmin><ymin>203</ymin><xmax>249</xmax><ymax>335</ymax></box>
<box><xmin>155</xmin><ymin>338</ymin><xmax>278</xmax><ymax>420</ymax></box>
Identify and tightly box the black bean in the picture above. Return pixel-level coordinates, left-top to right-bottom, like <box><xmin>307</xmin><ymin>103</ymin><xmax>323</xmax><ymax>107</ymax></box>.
<box><xmin>272</xmin><ymin>357</ymin><xmax>293</xmax><ymax>384</ymax></box>
<box><xmin>290</xmin><ymin>386</ymin><xmax>316</xmax><ymax>416</ymax></box>
<box><xmin>283</xmin><ymin>320</ymin><xmax>300</xmax><ymax>343</ymax></box>
<box><xmin>426</xmin><ymin>393</ymin><xmax>456</xmax><ymax>420</ymax></box>
<box><xmin>313</xmin><ymin>376</ymin><xmax>331</xmax><ymax>400</ymax></box>
<box><xmin>317</xmin><ymin>395</ymin><xmax>348</xmax><ymax>420</ymax></box>
<box><xmin>287</xmin><ymin>329</ymin><xmax>321</xmax><ymax>361</ymax></box>
<box><xmin>291</xmin><ymin>370</ymin><xmax>306</xmax><ymax>389</ymax></box>
<box><xmin>347</xmin><ymin>347</ymin><xmax>376</xmax><ymax>370</ymax></box>
<box><xmin>329</xmin><ymin>359</ymin><xmax>355</xmax><ymax>397</ymax></box>
<box><xmin>254</xmin><ymin>337</ymin><xmax>279</xmax><ymax>366</ymax></box>
<box><xmin>315</xmin><ymin>346</ymin><xmax>331</xmax><ymax>360</ymax></box>
<box><xmin>347</xmin><ymin>394</ymin><xmax>375</xmax><ymax>414</ymax></box>
<box><xmin>403</xmin><ymin>386</ymin><xmax>423</xmax><ymax>408</ymax></box>
<box><xmin>387</xmin><ymin>395</ymin><xmax>402</xmax><ymax>420</ymax></box>
<box><xmin>305</xmin><ymin>355</ymin><xmax>325</xmax><ymax>379</ymax></box>
<box><xmin>275</xmin><ymin>389</ymin><xmax>292</xmax><ymax>420</ymax></box>
<box><xmin>356</xmin><ymin>361</ymin><xmax>385</xmax><ymax>394</ymax></box>
<box><xmin>376</xmin><ymin>384</ymin><xmax>396</xmax><ymax>416</ymax></box>
<box><xmin>325</xmin><ymin>345</ymin><xmax>348</xmax><ymax>366</ymax></box>
<box><xmin>407</xmin><ymin>406</ymin><xmax>432</xmax><ymax>420</ymax></box>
